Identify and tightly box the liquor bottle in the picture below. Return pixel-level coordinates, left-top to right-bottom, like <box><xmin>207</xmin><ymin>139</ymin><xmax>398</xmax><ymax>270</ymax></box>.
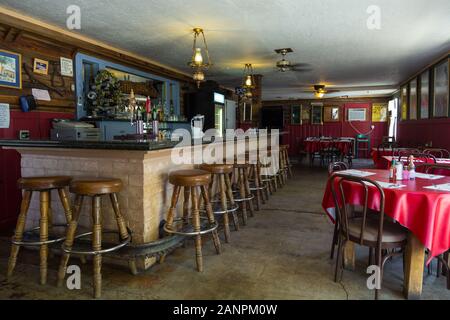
<box><xmin>407</xmin><ymin>155</ymin><xmax>416</xmax><ymax>180</ymax></box>
<box><xmin>152</xmin><ymin>103</ymin><xmax>158</xmax><ymax>122</ymax></box>
<box><xmin>389</xmin><ymin>159</ymin><xmax>397</xmax><ymax>182</ymax></box>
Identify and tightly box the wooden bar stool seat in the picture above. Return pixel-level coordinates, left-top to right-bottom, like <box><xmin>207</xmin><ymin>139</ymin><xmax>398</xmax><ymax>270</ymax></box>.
<box><xmin>7</xmin><ymin>176</ymin><xmax>73</xmax><ymax>286</ymax></box>
<box><xmin>164</xmin><ymin>169</ymin><xmax>221</xmax><ymax>272</ymax></box>
<box><xmin>199</xmin><ymin>164</ymin><xmax>240</xmax><ymax>243</ymax></box>
<box><xmin>57</xmin><ymin>178</ymin><xmax>131</xmax><ymax>298</ymax></box>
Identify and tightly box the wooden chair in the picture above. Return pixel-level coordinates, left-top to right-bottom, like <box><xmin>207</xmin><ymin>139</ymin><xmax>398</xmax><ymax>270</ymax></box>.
<box><xmin>329</xmin><ymin>173</ymin><xmax>408</xmax><ymax>299</ymax></box>
<box><xmin>423</xmin><ymin>148</ymin><xmax>450</xmax><ymax>159</ymax></box>
<box><xmin>327</xmin><ymin>162</ymin><xmax>348</xmax><ymax>260</ymax></box>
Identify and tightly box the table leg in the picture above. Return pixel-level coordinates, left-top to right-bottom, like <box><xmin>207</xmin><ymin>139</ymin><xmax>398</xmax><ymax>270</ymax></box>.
<box><xmin>343</xmin><ymin>241</ymin><xmax>355</xmax><ymax>271</ymax></box>
<box><xmin>404</xmin><ymin>232</ymin><xmax>425</xmax><ymax>300</ymax></box>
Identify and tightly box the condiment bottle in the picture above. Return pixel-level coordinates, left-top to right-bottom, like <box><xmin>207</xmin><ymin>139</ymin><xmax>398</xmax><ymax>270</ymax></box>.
<box><xmin>395</xmin><ymin>161</ymin><xmax>403</xmax><ymax>181</ymax></box>
<box><xmin>389</xmin><ymin>159</ymin><xmax>397</xmax><ymax>182</ymax></box>
<box><xmin>408</xmin><ymin>155</ymin><xmax>416</xmax><ymax>180</ymax></box>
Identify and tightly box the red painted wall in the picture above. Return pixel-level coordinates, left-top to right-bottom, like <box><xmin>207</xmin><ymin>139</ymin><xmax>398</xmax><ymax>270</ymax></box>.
<box><xmin>285</xmin><ymin>103</ymin><xmax>388</xmax><ymax>157</ymax></box>
<box><xmin>0</xmin><ymin>111</ymin><xmax>74</xmax><ymax>232</ymax></box>
<box><xmin>397</xmin><ymin>118</ymin><xmax>450</xmax><ymax>150</ymax></box>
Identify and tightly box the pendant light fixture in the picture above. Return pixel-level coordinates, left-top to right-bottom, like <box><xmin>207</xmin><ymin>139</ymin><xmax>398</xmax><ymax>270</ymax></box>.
<box><xmin>188</xmin><ymin>27</ymin><xmax>212</xmax><ymax>88</ymax></box>
<box><xmin>242</xmin><ymin>63</ymin><xmax>255</xmax><ymax>98</ymax></box>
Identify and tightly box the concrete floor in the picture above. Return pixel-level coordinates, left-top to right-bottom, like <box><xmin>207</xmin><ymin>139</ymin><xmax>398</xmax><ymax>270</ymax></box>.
<box><xmin>1</xmin><ymin>161</ymin><xmax>449</xmax><ymax>300</ymax></box>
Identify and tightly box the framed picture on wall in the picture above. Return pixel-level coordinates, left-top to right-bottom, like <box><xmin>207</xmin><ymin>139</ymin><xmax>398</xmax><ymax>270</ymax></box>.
<box><xmin>311</xmin><ymin>104</ymin><xmax>323</xmax><ymax>124</ymax></box>
<box><xmin>33</xmin><ymin>58</ymin><xmax>49</xmax><ymax>75</ymax></box>
<box><xmin>433</xmin><ymin>59</ymin><xmax>449</xmax><ymax>118</ymax></box>
<box><xmin>420</xmin><ymin>70</ymin><xmax>430</xmax><ymax>119</ymax></box>
<box><xmin>301</xmin><ymin>105</ymin><xmax>310</xmax><ymax>123</ymax></box>
<box><xmin>400</xmin><ymin>86</ymin><xmax>408</xmax><ymax>120</ymax></box>
<box><xmin>372</xmin><ymin>103</ymin><xmax>388</xmax><ymax>122</ymax></box>
<box><xmin>291</xmin><ymin>105</ymin><xmax>302</xmax><ymax>124</ymax></box>
<box><xmin>323</xmin><ymin>106</ymin><xmax>339</xmax><ymax>122</ymax></box>
<box><xmin>0</xmin><ymin>49</ymin><xmax>22</xmax><ymax>89</ymax></box>
<box><xmin>409</xmin><ymin>78</ymin><xmax>418</xmax><ymax>120</ymax></box>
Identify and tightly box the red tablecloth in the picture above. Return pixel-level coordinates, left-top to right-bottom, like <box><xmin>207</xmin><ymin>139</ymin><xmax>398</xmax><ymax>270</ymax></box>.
<box><xmin>305</xmin><ymin>140</ymin><xmax>353</xmax><ymax>154</ymax></box>
<box><xmin>380</xmin><ymin>156</ymin><xmax>450</xmax><ymax>173</ymax></box>
<box><xmin>322</xmin><ymin>169</ymin><xmax>450</xmax><ymax>263</ymax></box>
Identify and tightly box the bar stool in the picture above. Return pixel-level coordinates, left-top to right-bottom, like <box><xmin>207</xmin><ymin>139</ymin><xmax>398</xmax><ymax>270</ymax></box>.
<box><xmin>57</xmin><ymin>178</ymin><xmax>131</xmax><ymax>298</ymax></box>
<box><xmin>164</xmin><ymin>170</ymin><xmax>221</xmax><ymax>272</ymax></box>
<box><xmin>199</xmin><ymin>164</ymin><xmax>239</xmax><ymax>243</ymax></box>
<box><xmin>280</xmin><ymin>145</ymin><xmax>293</xmax><ymax>178</ymax></box>
<box><xmin>245</xmin><ymin>153</ymin><xmax>268</xmax><ymax>210</ymax></box>
<box><xmin>7</xmin><ymin>176</ymin><xmax>73</xmax><ymax>285</ymax></box>
<box><xmin>232</xmin><ymin>161</ymin><xmax>255</xmax><ymax>225</ymax></box>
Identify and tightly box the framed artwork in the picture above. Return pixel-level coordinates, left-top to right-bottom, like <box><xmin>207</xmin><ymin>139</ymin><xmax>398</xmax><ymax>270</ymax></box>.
<box><xmin>33</xmin><ymin>58</ymin><xmax>49</xmax><ymax>75</ymax></box>
<box><xmin>433</xmin><ymin>59</ymin><xmax>449</xmax><ymax>118</ymax></box>
<box><xmin>311</xmin><ymin>104</ymin><xmax>323</xmax><ymax>124</ymax></box>
<box><xmin>301</xmin><ymin>105</ymin><xmax>310</xmax><ymax>123</ymax></box>
<box><xmin>291</xmin><ymin>105</ymin><xmax>301</xmax><ymax>124</ymax></box>
<box><xmin>409</xmin><ymin>78</ymin><xmax>417</xmax><ymax>120</ymax></box>
<box><xmin>400</xmin><ymin>86</ymin><xmax>408</xmax><ymax>120</ymax></box>
<box><xmin>420</xmin><ymin>70</ymin><xmax>429</xmax><ymax>119</ymax></box>
<box><xmin>0</xmin><ymin>49</ymin><xmax>22</xmax><ymax>89</ymax></box>
<box><xmin>324</xmin><ymin>106</ymin><xmax>339</xmax><ymax>122</ymax></box>
<box><xmin>372</xmin><ymin>103</ymin><xmax>388</xmax><ymax>122</ymax></box>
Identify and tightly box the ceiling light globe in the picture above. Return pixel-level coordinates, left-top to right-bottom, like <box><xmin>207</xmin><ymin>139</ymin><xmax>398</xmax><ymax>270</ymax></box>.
<box><xmin>193</xmin><ymin>48</ymin><xmax>204</xmax><ymax>66</ymax></box>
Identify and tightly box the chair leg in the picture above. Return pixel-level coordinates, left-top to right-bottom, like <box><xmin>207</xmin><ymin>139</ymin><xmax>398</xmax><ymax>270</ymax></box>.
<box><xmin>200</xmin><ymin>185</ymin><xmax>222</xmax><ymax>255</ymax></box>
<box><xmin>7</xmin><ymin>190</ymin><xmax>32</xmax><ymax>279</ymax></box>
<box><xmin>224</xmin><ymin>174</ymin><xmax>239</xmax><ymax>231</ymax></box>
<box><xmin>330</xmin><ymin>221</ymin><xmax>338</xmax><ymax>260</ymax></box>
<box><xmin>219</xmin><ymin>174</ymin><xmax>230</xmax><ymax>243</ymax></box>
<box><xmin>92</xmin><ymin>196</ymin><xmax>102</xmax><ymax>299</ymax></box>
<box><xmin>109</xmin><ymin>193</ymin><xmax>130</xmax><ymax>241</ymax></box>
<box><xmin>334</xmin><ymin>236</ymin><xmax>343</xmax><ymax>283</ymax></box>
<box><xmin>57</xmin><ymin>195</ymin><xmax>84</xmax><ymax>287</ymax></box>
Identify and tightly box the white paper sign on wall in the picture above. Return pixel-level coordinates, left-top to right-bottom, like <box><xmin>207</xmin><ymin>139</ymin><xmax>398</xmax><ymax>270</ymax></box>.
<box><xmin>0</xmin><ymin>103</ymin><xmax>10</xmax><ymax>129</ymax></box>
<box><xmin>60</xmin><ymin>57</ymin><xmax>74</xmax><ymax>77</ymax></box>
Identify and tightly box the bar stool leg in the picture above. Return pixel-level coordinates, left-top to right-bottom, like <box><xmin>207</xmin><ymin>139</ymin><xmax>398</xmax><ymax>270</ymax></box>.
<box><xmin>58</xmin><ymin>188</ymin><xmax>73</xmax><ymax>224</ymax></box>
<box><xmin>109</xmin><ymin>193</ymin><xmax>129</xmax><ymax>241</ymax></box>
<box><xmin>200</xmin><ymin>185</ymin><xmax>222</xmax><ymax>254</ymax></box>
<box><xmin>237</xmin><ymin>169</ymin><xmax>248</xmax><ymax>225</ymax></box>
<box><xmin>165</xmin><ymin>186</ymin><xmax>181</xmax><ymax>230</ymax></box>
<box><xmin>219</xmin><ymin>174</ymin><xmax>231</xmax><ymax>243</ymax></box>
<box><xmin>253</xmin><ymin>165</ymin><xmax>262</xmax><ymax>210</ymax></box>
<box><xmin>57</xmin><ymin>195</ymin><xmax>84</xmax><ymax>287</ymax></box>
<box><xmin>7</xmin><ymin>190</ymin><xmax>32</xmax><ymax>279</ymax></box>
<box><xmin>224</xmin><ymin>173</ymin><xmax>239</xmax><ymax>231</ymax></box>
<box><xmin>243</xmin><ymin>169</ymin><xmax>255</xmax><ymax>216</ymax></box>
<box><xmin>191</xmin><ymin>187</ymin><xmax>203</xmax><ymax>272</ymax></box>
<box><xmin>285</xmin><ymin>149</ymin><xmax>293</xmax><ymax>178</ymax></box>
<box><xmin>92</xmin><ymin>196</ymin><xmax>102</xmax><ymax>298</ymax></box>
<box><xmin>39</xmin><ymin>191</ymin><xmax>50</xmax><ymax>285</ymax></box>
<box><xmin>183</xmin><ymin>187</ymin><xmax>191</xmax><ymax>226</ymax></box>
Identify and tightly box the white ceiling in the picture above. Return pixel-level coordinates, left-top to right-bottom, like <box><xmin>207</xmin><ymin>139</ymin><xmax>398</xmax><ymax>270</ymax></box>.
<box><xmin>1</xmin><ymin>0</ymin><xmax>450</xmax><ymax>100</ymax></box>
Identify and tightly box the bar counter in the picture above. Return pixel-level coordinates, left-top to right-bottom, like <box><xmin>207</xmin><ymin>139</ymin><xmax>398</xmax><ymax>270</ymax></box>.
<box><xmin>0</xmin><ymin>135</ymin><xmax>265</xmax><ymax>270</ymax></box>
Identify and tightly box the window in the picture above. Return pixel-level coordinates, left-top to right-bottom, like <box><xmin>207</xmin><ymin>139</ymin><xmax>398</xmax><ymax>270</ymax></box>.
<box><xmin>291</xmin><ymin>105</ymin><xmax>301</xmax><ymax>124</ymax></box>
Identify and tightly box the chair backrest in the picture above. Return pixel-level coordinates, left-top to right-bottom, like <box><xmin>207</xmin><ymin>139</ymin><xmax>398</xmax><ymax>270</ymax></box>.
<box><xmin>328</xmin><ymin>162</ymin><xmax>348</xmax><ymax>176</ymax></box>
<box><xmin>398</xmin><ymin>153</ymin><xmax>436</xmax><ymax>164</ymax></box>
<box><xmin>394</xmin><ymin>148</ymin><xmax>420</xmax><ymax>157</ymax></box>
<box><xmin>329</xmin><ymin>173</ymin><xmax>385</xmax><ymax>246</ymax></box>
<box><xmin>423</xmin><ymin>148</ymin><xmax>450</xmax><ymax>159</ymax></box>
<box><xmin>415</xmin><ymin>163</ymin><xmax>450</xmax><ymax>176</ymax></box>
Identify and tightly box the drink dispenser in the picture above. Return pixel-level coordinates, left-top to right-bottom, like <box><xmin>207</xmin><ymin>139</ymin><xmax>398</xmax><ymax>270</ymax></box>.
<box><xmin>191</xmin><ymin>114</ymin><xmax>205</xmax><ymax>139</ymax></box>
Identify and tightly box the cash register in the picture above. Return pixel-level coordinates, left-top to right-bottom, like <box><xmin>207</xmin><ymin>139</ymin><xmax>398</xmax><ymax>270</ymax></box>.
<box><xmin>50</xmin><ymin>119</ymin><xmax>103</xmax><ymax>141</ymax></box>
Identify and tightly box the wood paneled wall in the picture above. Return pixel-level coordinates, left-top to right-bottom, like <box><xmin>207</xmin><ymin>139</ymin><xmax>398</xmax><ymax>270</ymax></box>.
<box><xmin>0</xmin><ymin>23</ymin><xmax>76</xmax><ymax>112</ymax></box>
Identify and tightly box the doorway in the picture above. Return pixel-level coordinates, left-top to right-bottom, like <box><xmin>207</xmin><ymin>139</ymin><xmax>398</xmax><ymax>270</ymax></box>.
<box><xmin>261</xmin><ymin>106</ymin><xmax>284</xmax><ymax>130</ymax></box>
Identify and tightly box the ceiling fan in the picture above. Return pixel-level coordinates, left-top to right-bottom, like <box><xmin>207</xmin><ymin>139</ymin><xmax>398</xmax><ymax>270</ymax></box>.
<box><xmin>274</xmin><ymin>48</ymin><xmax>311</xmax><ymax>72</ymax></box>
